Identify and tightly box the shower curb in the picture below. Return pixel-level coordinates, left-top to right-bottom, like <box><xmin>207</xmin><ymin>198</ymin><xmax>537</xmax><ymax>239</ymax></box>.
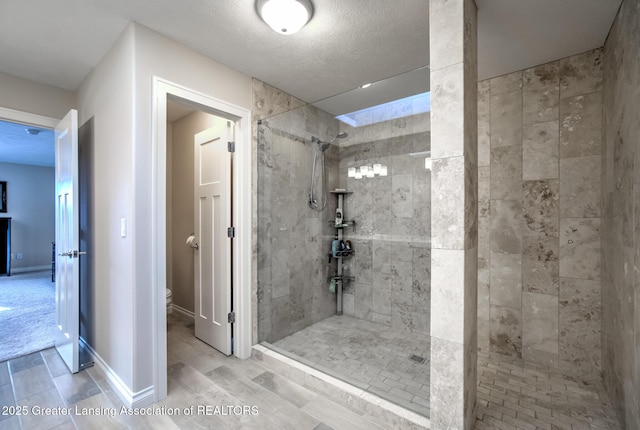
<box><xmin>252</xmin><ymin>344</ymin><xmax>430</xmax><ymax>430</ymax></box>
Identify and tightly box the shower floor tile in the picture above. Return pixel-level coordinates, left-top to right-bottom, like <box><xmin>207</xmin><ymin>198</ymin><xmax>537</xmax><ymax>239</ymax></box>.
<box><xmin>272</xmin><ymin>315</ymin><xmax>431</xmax><ymax>417</ymax></box>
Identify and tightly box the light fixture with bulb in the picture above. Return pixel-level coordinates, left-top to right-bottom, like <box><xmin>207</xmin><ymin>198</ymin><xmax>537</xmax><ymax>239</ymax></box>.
<box><xmin>257</xmin><ymin>0</ymin><xmax>313</xmax><ymax>35</ymax></box>
<box><xmin>348</xmin><ymin>164</ymin><xmax>389</xmax><ymax>180</ymax></box>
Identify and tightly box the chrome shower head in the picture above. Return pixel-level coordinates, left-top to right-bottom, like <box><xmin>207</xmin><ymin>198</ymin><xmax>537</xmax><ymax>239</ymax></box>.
<box><xmin>330</xmin><ymin>132</ymin><xmax>348</xmax><ymax>143</ymax></box>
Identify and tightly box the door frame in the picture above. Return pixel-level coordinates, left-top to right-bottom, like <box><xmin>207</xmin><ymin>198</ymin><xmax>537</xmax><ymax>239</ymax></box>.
<box><xmin>151</xmin><ymin>77</ymin><xmax>252</xmax><ymax>402</ymax></box>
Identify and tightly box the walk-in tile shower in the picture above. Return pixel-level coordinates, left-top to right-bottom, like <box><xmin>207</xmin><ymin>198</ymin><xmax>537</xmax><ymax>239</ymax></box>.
<box><xmin>256</xmin><ymin>72</ymin><xmax>432</xmax><ymax>417</ymax></box>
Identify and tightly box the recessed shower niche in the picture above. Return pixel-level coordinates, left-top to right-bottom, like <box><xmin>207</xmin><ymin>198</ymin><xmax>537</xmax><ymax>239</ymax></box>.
<box><xmin>256</xmin><ymin>68</ymin><xmax>432</xmax><ymax>417</ymax></box>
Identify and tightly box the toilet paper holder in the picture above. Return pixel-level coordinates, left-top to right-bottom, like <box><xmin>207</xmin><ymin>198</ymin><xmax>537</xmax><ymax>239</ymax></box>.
<box><xmin>186</xmin><ymin>234</ymin><xmax>199</xmax><ymax>250</ymax></box>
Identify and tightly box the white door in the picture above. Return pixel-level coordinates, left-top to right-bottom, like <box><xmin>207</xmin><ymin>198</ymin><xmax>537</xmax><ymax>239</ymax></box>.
<box><xmin>194</xmin><ymin>122</ymin><xmax>233</xmax><ymax>355</ymax></box>
<box><xmin>54</xmin><ymin>109</ymin><xmax>80</xmax><ymax>373</ymax></box>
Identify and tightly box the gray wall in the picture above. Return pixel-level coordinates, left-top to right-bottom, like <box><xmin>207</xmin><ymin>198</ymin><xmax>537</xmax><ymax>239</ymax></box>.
<box><xmin>601</xmin><ymin>0</ymin><xmax>640</xmax><ymax>425</ymax></box>
<box><xmin>167</xmin><ymin>110</ymin><xmax>225</xmax><ymax>313</ymax></box>
<box><xmin>0</xmin><ymin>162</ymin><xmax>55</xmax><ymax>271</ymax></box>
<box><xmin>338</xmin><ymin>121</ymin><xmax>431</xmax><ymax>335</ymax></box>
<box><xmin>477</xmin><ymin>48</ymin><xmax>603</xmax><ymax>382</ymax></box>
<box><xmin>257</xmin><ymin>103</ymin><xmax>342</xmax><ymax>343</ymax></box>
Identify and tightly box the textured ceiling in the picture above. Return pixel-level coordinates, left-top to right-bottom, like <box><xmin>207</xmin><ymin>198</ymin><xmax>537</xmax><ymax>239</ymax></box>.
<box><xmin>0</xmin><ymin>0</ymin><xmax>623</xmax><ymax>166</ymax></box>
<box><xmin>0</xmin><ymin>120</ymin><xmax>54</xmax><ymax>167</ymax></box>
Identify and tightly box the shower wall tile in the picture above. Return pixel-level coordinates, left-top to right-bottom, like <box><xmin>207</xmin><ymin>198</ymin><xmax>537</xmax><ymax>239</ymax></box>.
<box><xmin>559</xmin><ymin>155</ymin><xmax>601</xmax><ymax>218</ymax></box>
<box><xmin>490</xmin><ymin>199</ymin><xmax>522</xmax><ymax>254</ymax></box>
<box><xmin>522</xmin><ymin>292</ymin><xmax>559</xmax><ymax>367</ymax></box>
<box><xmin>523</xmin><ymin>121</ymin><xmax>559</xmax><ymax>180</ymax></box>
<box><xmin>559</xmin><ymin>92</ymin><xmax>603</xmax><ymax>158</ymax></box>
<box><xmin>478</xmin><ymin>166</ymin><xmax>490</xmax><ymax>217</ymax></box>
<box><xmin>522</xmin><ymin>234</ymin><xmax>559</xmax><ymax>296</ymax></box>
<box><xmin>354</xmin><ymin>282</ymin><xmax>373</xmax><ymax>321</ymax></box>
<box><xmin>490</xmin><ymin>91</ymin><xmax>522</xmax><ymax>148</ymax></box>
<box><xmin>478</xmin><ymin>80</ymin><xmax>491</xmax><ymax>167</ymax></box>
<box><xmin>477</xmin><ymin>46</ymin><xmax>602</xmax><ymax>380</ymax></box>
<box><xmin>392</xmin><ymin>174</ymin><xmax>413</xmax><ymax>218</ymax></box>
<box><xmin>430</xmin><ymin>63</ymin><xmax>465</xmax><ymax>159</ymax></box>
<box><xmin>522</xmin><ymin>179</ymin><xmax>559</xmax><ymax>237</ymax></box>
<box><xmin>523</xmin><ymin>62</ymin><xmax>560</xmax><ymax>125</ymax></box>
<box><xmin>490</xmin><ymin>305</ymin><xmax>522</xmax><ymax>357</ymax></box>
<box><xmin>431</xmin><ymin>156</ymin><xmax>465</xmax><ymax>249</ymax></box>
<box><xmin>559</xmin><ymin>218</ymin><xmax>600</xmax><ymax>280</ymax></box>
<box><xmin>559</xmin><ymin>277</ymin><xmax>601</xmax><ymax>380</ymax></box>
<box><xmin>489</xmin><ymin>252</ymin><xmax>521</xmax><ymax>309</ymax></box>
<box><xmin>559</xmin><ymin>48</ymin><xmax>603</xmax><ymax>99</ymax></box>
<box><xmin>431</xmin><ymin>249</ymin><xmax>465</xmax><ymax>343</ymax></box>
<box><xmin>490</xmin><ymin>144</ymin><xmax>522</xmax><ymax>200</ymax></box>
<box><xmin>490</xmin><ymin>71</ymin><xmax>523</xmax><ymax>95</ymax></box>
<box><xmin>391</xmin><ymin>303</ymin><xmax>414</xmax><ymax>332</ymax></box>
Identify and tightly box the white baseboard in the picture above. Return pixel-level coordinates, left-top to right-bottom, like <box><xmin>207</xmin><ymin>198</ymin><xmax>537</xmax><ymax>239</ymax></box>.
<box><xmin>12</xmin><ymin>265</ymin><xmax>51</xmax><ymax>274</ymax></box>
<box><xmin>172</xmin><ymin>304</ymin><xmax>195</xmax><ymax>320</ymax></box>
<box><xmin>80</xmin><ymin>338</ymin><xmax>155</xmax><ymax>409</ymax></box>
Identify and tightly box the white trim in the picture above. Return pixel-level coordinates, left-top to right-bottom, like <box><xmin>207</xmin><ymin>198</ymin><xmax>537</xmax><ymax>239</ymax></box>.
<box><xmin>171</xmin><ymin>304</ymin><xmax>195</xmax><ymax>320</ymax></box>
<box><xmin>151</xmin><ymin>77</ymin><xmax>252</xmax><ymax>404</ymax></box>
<box><xmin>11</xmin><ymin>265</ymin><xmax>51</xmax><ymax>274</ymax></box>
<box><xmin>80</xmin><ymin>339</ymin><xmax>155</xmax><ymax>408</ymax></box>
<box><xmin>0</xmin><ymin>107</ymin><xmax>59</xmax><ymax>128</ymax></box>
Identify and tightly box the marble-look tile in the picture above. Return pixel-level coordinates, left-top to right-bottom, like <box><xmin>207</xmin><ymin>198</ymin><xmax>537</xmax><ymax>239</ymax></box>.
<box><xmin>559</xmin><ymin>155</ymin><xmax>601</xmax><ymax>218</ymax></box>
<box><xmin>478</xmin><ymin>80</ymin><xmax>491</xmax><ymax>167</ymax></box>
<box><xmin>489</xmin><ymin>252</ymin><xmax>521</xmax><ymax>309</ymax></box>
<box><xmin>490</xmin><ymin>71</ymin><xmax>523</xmax><ymax>95</ymax></box>
<box><xmin>477</xmin><ymin>318</ymin><xmax>490</xmax><ymax>352</ymax></box>
<box><xmin>559</xmin><ymin>48</ymin><xmax>603</xmax><ymax>99</ymax></box>
<box><xmin>478</xmin><ymin>166</ymin><xmax>490</xmax><ymax>217</ymax></box>
<box><xmin>523</xmin><ymin>61</ymin><xmax>560</xmax><ymax>93</ymax></box>
<box><xmin>490</xmin><ymin>199</ymin><xmax>522</xmax><ymax>254</ymax></box>
<box><xmin>490</xmin><ymin>305</ymin><xmax>522</xmax><ymax>357</ymax></box>
<box><xmin>523</xmin><ymin>62</ymin><xmax>560</xmax><ymax>126</ymax></box>
<box><xmin>429</xmin><ymin>337</ymin><xmax>464</xmax><ymax>430</ymax></box>
<box><xmin>490</xmin><ymin>144</ymin><xmax>522</xmax><ymax>200</ymax></box>
<box><xmin>522</xmin><ymin>292</ymin><xmax>559</xmax><ymax>366</ymax></box>
<box><xmin>523</xmin><ymin>88</ymin><xmax>559</xmax><ymax>126</ymax></box>
<box><xmin>429</xmin><ymin>0</ymin><xmax>464</xmax><ymax>70</ymax></box>
<box><xmin>490</xmin><ymin>91</ymin><xmax>522</xmax><ymax>148</ymax></box>
<box><xmin>559</xmin><ymin>92</ymin><xmax>602</xmax><ymax>159</ymax></box>
<box><xmin>523</xmin><ymin>179</ymin><xmax>559</xmax><ymax>236</ymax></box>
<box><xmin>391</xmin><ymin>303</ymin><xmax>414</xmax><ymax>332</ymax></box>
<box><xmin>559</xmin><ymin>218</ymin><xmax>600</xmax><ymax>280</ymax></box>
<box><xmin>431</xmin><ymin>156</ymin><xmax>465</xmax><ymax>249</ymax></box>
<box><xmin>522</xmin><ymin>234</ymin><xmax>559</xmax><ymax>296</ymax></box>
<box><xmin>392</xmin><ymin>174</ymin><xmax>413</xmax><ymax>218</ymax></box>
<box><xmin>559</xmin><ymin>277</ymin><xmax>601</xmax><ymax>380</ymax></box>
<box><xmin>431</xmin><ymin>63</ymin><xmax>465</xmax><ymax>159</ymax></box>
<box><xmin>355</xmin><ymin>282</ymin><xmax>373</xmax><ymax>321</ymax></box>
<box><xmin>431</xmin><ymin>249</ymin><xmax>465</xmax><ymax>343</ymax></box>
<box><xmin>523</xmin><ymin>121</ymin><xmax>559</xmax><ymax>180</ymax></box>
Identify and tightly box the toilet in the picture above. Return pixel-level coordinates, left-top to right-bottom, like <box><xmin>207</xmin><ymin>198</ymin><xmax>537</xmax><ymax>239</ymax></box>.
<box><xmin>166</xmin><ymin>288</ymin><xmax>173</xmax><ymax>314</ymax></box>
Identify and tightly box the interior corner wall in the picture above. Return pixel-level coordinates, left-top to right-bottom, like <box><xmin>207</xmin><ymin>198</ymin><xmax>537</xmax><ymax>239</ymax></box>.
<box><xmin>0</xmin><ymin>162</ymin><xmax>55</xmax><ymax>270</ymax></box>
<box><xmin>0</xmin><ymin>71</ymin><xmax>76</xmax><ymax>120</ymax></box>
<box><xmin>170</xmin><ymin>111</ymin><xmax>227</xmax><ymax>313</ymax></box>
<box><xmin>130</xmin><ymin>23</ymin><xmax>253</xmax><ymax>393</ymax></box>
<box><xmin>601</xmin><ymin>0</ymin><xmax>640</xmax><ymax>426</ymax></box>
<box><xmin>77</xmin><ymin>24</ymin><xmax>136</xmax><ymax>391</ymax></box>
<box><xmin>477</xmin><ymin>47</ymin><xmax>604</xmax><ymax>382</ymax></box>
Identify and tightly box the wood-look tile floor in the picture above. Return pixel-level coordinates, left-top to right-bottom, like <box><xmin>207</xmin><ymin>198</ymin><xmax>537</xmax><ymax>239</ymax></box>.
<box><xmin>0</xmin><ymin>312</ymin><xmax>626</xmax><ymax>429</ymax></box>
<box><xmin>0</xmin><ymin>313</ymin><xmax>389</xmax><ymax>430</ymax></box>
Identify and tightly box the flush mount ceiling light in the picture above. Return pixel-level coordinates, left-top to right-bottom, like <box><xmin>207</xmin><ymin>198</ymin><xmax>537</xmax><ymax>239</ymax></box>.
<box><xmin>257</xmin><ymin>0</ymin><xmax>313</xmax><ymax>35</ymax></box>
<box><xmin>25</xmin><ymin>128</ymin><xmax>41</xmax><ymax>135</ymax></box>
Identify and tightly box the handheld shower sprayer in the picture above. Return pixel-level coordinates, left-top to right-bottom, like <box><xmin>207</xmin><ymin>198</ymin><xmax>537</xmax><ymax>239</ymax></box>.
<box><xmin>308</xmin><ymin>132</ymin><xmax>348</xmax><ymax>211</ymax></box>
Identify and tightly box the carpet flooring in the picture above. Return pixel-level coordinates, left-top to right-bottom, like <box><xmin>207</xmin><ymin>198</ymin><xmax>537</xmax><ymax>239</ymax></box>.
<box><xmin>0</xmin><ymin>270</ymin><xmax>56</xmax><ymax>363</ymax></box>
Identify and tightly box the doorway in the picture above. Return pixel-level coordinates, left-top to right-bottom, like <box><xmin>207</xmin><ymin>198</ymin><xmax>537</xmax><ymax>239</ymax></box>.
<box><xmin>0</xmin><ymin>111</ymin><xmax>58</xmax><ymax>362</ymax></box>
<box><xmin>152</xmin><ymin>78</ymin><xmax>252</xmax><ymax>403</ymax></box>
<box><xmin>166</xmin><ymin>100</ymin><xmax>233</xmax><ymax>354</ymax></box>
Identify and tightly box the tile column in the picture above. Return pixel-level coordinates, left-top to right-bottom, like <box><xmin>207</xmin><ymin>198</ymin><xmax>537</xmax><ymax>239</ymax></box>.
<box><xmin>429</xmin><ymin>0</ymin><xmax>478</xmax><ymax>429</ymax></box>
